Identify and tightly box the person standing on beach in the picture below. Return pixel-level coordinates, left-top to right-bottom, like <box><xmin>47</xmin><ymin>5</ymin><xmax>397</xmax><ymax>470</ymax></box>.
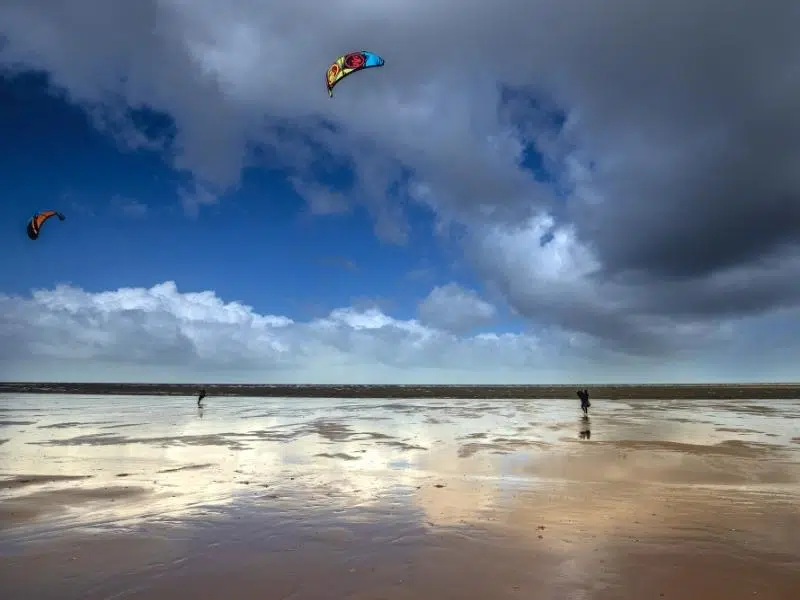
<box><xmin>577</xmin><ymin>389</ymin><xmax>590</xmax><ymax>416</ymax></box>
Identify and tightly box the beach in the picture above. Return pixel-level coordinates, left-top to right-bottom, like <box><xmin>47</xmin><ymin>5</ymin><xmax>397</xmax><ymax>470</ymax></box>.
<box><xmin>1</xmin><ymin>393</ymin><xmax>799</xmax><ymax>599</ymax></box>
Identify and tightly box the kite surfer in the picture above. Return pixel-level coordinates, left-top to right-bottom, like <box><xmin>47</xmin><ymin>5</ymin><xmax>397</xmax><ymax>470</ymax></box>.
<box><xmin>197</xmin><ymin>388</ymin><xmax>206</xmax><ymax>407</ymax></box>
<box><xmin>577</xmin><ymin>389</ymin><xmax>590</xmax><ymax>416</ymax></box>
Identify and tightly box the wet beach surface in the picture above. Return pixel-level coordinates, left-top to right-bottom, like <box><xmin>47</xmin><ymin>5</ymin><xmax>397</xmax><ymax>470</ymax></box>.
<box><xmin>1</xmin><ymin>394</ymin><xmax>799</xmax><ymax>599</ymax></box>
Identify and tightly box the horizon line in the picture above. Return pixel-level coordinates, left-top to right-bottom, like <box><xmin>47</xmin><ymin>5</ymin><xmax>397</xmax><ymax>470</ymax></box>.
<box><xmin>1</xmin><ymin>381</ymin><xmax>799</xmax><ymax>387</ymax></box>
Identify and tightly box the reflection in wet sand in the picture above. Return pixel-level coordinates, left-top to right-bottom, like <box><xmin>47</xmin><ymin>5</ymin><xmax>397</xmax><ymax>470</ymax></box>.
<box><xmin>1</xmin><ymin>486</ymin><xmax>148</xmax><ymax>527</ymax></box>
<box><xmin>579</xmin><ymin>415</ymin><xmax>591</xmax><ymax>439</ymax></box>
<box><xmin>0</xmin><ymin>474</ymin><xmax>93</xmax><ymax>490</ymax></box>
<box><xmin>316</xmin><ymin>452</ymin><xmax>361</xmax><ymax>461</ymax></box>
<box><xmin>1</xmin><ymin>394</ymin><xmax>799</xmax><ymax>599</ymax></box>
<box><xmin>157</xmin><ymin>463</ymin><xmax>214</xmax><ymax>474</ymax></box>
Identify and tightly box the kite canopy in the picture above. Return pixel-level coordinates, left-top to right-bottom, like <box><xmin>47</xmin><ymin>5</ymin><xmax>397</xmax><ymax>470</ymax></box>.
<box><xmin>27</xmin><ymin>210</ymin><xmax>65</xmax><ymax>240</ymax></box>
<box><xmin>326</xmin><ymin>50</ymin><xmax>385</xmax><ymax>98</ymax></box>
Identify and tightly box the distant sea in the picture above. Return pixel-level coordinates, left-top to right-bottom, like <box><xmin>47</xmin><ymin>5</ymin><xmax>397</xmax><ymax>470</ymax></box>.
<box><xmin>1</xmin><ymin>382</ymin><xmax>799</xmax><ymax>399</ymax></box>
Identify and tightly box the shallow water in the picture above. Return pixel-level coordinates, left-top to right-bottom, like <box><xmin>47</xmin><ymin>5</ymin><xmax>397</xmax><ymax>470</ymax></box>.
<box><xmin>1</xmin><ymin>395</ymin><xmax>798</xmax><ymax>599</ymax></box>
<box><xmin>1</xmin><ymin>395</ymin><xmax>799</xmax><ymax>529</ymax></box>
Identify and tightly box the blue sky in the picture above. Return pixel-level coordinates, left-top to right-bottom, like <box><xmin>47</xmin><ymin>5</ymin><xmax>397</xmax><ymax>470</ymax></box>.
<box><xmin>0</xmin><ymin>73</ymin><xmax>466</xmax><ymax>321</ymax></box>
<box><xmin>0</xmin><ymin>70</ymin><xmax>541</xmax><ymax>383</ymax></box>
<box><xmin>0</xmin><ymin>1</ymin><xmax>798</xmax><ymax>383</ymax></box>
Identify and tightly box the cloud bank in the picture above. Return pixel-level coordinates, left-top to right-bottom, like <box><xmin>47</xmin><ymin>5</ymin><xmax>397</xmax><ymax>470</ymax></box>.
<box><xmin>1</xmin><ymin>282</ymin><xmax>797</xmax><ymax>383</ymax></box>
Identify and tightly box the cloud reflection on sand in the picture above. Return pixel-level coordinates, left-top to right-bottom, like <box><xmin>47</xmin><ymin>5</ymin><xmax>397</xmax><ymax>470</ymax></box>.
<box><xmin>0</xmin><ymin>394</ymin><xmax>798</xmax><ymax>537</ymax></box>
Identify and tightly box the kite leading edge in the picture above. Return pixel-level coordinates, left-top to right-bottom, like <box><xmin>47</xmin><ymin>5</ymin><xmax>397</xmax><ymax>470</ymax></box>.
<box><xmin>326</xmin><ymin>50</ymin><xmax>385</xmax><ymax>98</ymax></box>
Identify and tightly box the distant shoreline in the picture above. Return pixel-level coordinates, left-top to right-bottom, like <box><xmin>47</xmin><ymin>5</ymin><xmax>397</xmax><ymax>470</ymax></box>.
<box><xmin>1</xmin><ymin>382</ymin><xmax>799</xmax><ymax>399</ymax></box>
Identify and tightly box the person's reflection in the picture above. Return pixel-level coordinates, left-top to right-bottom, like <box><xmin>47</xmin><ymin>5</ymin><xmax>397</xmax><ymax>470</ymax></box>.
<box><xmin>198</xmin><ymin>406</ymin><xmax>205</xmax><ymax>419</ymax></box>
<box><xmin>579</xmin><ymin>416</ymin><xmax>591</xmax><ymax>440</ymax></box>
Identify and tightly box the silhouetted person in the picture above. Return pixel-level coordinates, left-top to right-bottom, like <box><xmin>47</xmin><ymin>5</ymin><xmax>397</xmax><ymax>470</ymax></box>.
<box><xmin>197</xmin><ymin>388</ymin><xmax>206</xmax><ymax>407</ymax></box>
<box><xmin>577</xmin><ymin>388</ymin><xmax>590</xmax><ymax>416</ymax></box>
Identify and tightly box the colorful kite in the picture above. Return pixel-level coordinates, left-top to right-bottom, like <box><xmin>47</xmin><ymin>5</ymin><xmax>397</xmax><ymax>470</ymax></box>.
<box><xmin>326</xmin><ymin>51</ymin><xmax>385</xmax><ymax>98</ymax></box>
<box><xmin>26</xmin><ymin>210</ymin><xmax>65</xmax><ymax>240</ymax></box>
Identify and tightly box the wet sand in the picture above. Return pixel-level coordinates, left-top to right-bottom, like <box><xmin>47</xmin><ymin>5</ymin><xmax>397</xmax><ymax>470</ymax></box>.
<box><xmin>1</xmin><ymin>394</ymin><xmax>798</xmax><ymax>599</ymax></box>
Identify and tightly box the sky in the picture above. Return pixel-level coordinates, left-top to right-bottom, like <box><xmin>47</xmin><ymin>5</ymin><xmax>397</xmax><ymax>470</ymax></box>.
<box><xmin>0</xmin><ymin>0</ymin><xmax>799</xmax><ymax>384</ymax></box>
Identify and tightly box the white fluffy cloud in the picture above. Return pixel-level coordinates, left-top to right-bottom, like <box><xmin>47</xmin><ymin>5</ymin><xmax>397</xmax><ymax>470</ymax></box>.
<box><xmin>417</xmin><ymin>283</ymin><xmax>496</xmax><ymax>333</ymax></box>
<box><xmin>0</xmin><ymin>282</ymin><xmax>553</xmax><ymax>383</ymax></box>
<box><xmin>1</xmin><ymin>282</ymin><xmax>797</xmax><ymax>383</ymax></box>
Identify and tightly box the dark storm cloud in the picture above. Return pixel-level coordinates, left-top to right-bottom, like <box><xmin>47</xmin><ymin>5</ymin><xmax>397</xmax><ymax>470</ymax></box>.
<box><xmin>528</xmin><ymin>0</ymin><xmax>800</xmax><ymax>282</ymax></box>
